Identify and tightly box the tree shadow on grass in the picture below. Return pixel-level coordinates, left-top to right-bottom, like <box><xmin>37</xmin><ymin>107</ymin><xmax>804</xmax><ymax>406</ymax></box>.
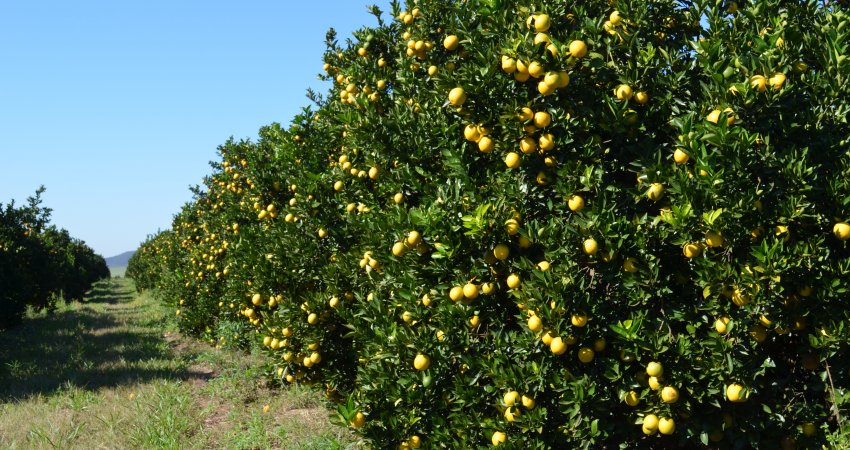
<box><xmin>0</xmin><ymin>280</ymin><xmax>212</xmax><ymax>401</ymax></box>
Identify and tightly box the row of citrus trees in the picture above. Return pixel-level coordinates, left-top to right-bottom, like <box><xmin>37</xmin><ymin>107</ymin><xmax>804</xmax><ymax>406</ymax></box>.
<box><xmin>127</xmin><ymin>0</ymin><xmax>850</xmax><ymax>447</ymax></box>
<box><xmin>0</xmin><ymin>187</ymin><xmax>110</xmax><ymax>329</ymax></box>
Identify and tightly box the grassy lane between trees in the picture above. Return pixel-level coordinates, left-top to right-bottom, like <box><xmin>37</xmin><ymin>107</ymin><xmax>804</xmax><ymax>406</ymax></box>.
<box><xmin>0</xmin><ymin>278</ymin><xmax>358</xmax><ymax>450</ymax></box>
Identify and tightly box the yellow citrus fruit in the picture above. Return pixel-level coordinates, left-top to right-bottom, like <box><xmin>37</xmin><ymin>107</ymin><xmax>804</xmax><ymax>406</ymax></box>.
<box><xmin>623</xmin><ymin>257</ymin><xmax>639</xmax><ymax>273</ymax></box>
<box><xmin>624</xmin><ymin>390</ymin><xmax>640</xmax><ymax>406</ymax></box>
<box><xmin>443</xmin><ymin>35</ymin><xmax>459</xmax><ymax>51</ymax></box>
<box><xmin>534</xmin><ymin>14</ymin><xmax>551</xmax><ymax>32</ymax></box>
<box><xmin>646</xmin><ymin>183</ymin><xmax>665</xmax><ymax>201</ymax></box>
<box><xmin>609</xmin><ymin>11</ymin><xmax>623</xmax><ymax>26</ymax></box>
<box><xmin>464</xmin><ymin>123</ymin><xmax>481</xmax><ymax>141</ymax></box>
<box><xmin>705</xmin><ymin>230</ymin><xmax>725</xmax><ymax>247</ymax></box>
<box><xmin>536</xmin><ymin>261</ymin><xmax>550</xmax><ymax>271</ymax></box>
<box><xmin>673</xmin><ymin>148</ymin><xmax>689</xmax><ymax>164</ymax></box>
<box><xmin>501</xmin><ymin>56</ymin><xmax>516</xmax><ymax>73</ymax></box>
<box><xmin>769</xmin><ymin>72</ymin><xmax>786</xmax><ymax>89</ymax></box>
<box><xmin>658</xmin><ymin>417</ymin><xmax>676</xmax><ymax>435</ymax></box>
<box><xmin>550</xmin><ymin>336</ymin><xmax>567</xmax><ymax>355</ymax></box>
<box><xmin>350</xmin><ymin>411</ymin><xmax>366</xmax><ymax>428</ymax></box>
<box><xmin>571</xmin><ymin>313</ymin><xmax>588</xmax><ymax>327</ymax></box>
<box><xmin>661</xmin><ymin>386</ymin><xmax>679</xmax><ymax>403</ymax></box>
<box><xmin>643</xmin><ymin>413</ymin><xmax>659</xmax><ymax>431</ymax></box>
<box><xmin>462</xmin><ymin>283</ymin><xmax>479</xmax><ymax>299</ymax></box>
<box><xmin>614</xmin><ymin>84</ymin><xmax>633</xmax><ymax>101</ymax></box>
<box><xmin>449</xmin><ymin>286</ymin><xmax>463</xmax><ymax>301</ymax></box>
<box><xmin>413</xmin><ymin>353</ymin><xmax>430</xmax><ymax>371</ymax></box>
<box><xmin>583</xmin><ymin>238</ymin><xmax>598</xmax><ymax>255</ymax></box>
<box><xmin>528</xmin><ymin>315</ymin><xmax>543</xmax><ymax>332</ymax></box>
<box><xmin>750</xmin><ymin>75</ymin><xmax>767</xmax><ymax>92</ymax></box>
<box><xmin>568</xmin><ymin>40</ymin><xmax>587</xmax><ymax>58</ymax></box>
<box><xmin>503</xmin><ymin>390</ymin><xmax>519</xmax><ymax>407</ymax></box>
<box><xmin>715</xmin><ymin>316</ymin><xmax>731</xmax><ymax>334</ymax></box>
<box><xmin>528</xmin><ymin>61</ymin><xmax>544</xmax><ymax>78</ymax></box>
<box><xmin>533</xmin><ymin>111</ymin><xmax>552</xmax><ymax>128</ymax></box>
<box><xmin>478</xmin><ymin>136</ymin><xmax>494</xmax><ymax>153</ymax></box>
<box><xmin>521</xmin><ymin>395</ymin><xmax>535</xmax><ymax>409</ymax></box>
<box><xmin>646</xmin><ymin>362</ymin><xmax>663</xmax><ymax>377</ymax></box>
<box><xmin>648</xmin><ymin>376</ymin><xmax>662</xmax><ymax>391</ymax></box>
<box><xmin>519</xmin><ymin>136</ymin><xmax>537</xmax><ymax>154</ymax></box>
<box><xmin>834</xmin><ymin>222</ymin><xmax>850</xmax><ymax>240</ymax></box>
<box><xmin>506</xmin><ymin>273</ymin><xmax>520</xmax><ymax>289</ymax></box>
<box><xmin>493</xmin><ymin>243</ymin><xmax>510</xmax><ymax>260</ymax></box>
<box><xmin>448</xmin><ymin>87</ymin><xmax>466</xmax><ymax>105</ymax></box>
<box><xmin>726</xmin><ymin>383</ymin><xmax>747</xmax><ymax>402</ymax></box>
<box><xmin>683</xmin><ymin>242</ymin><xmax>703</xmax><ymax>258</ymax></box>
<box><xmin>577</xmin><ymin>347</ymin><xmax>594</xmax><ymax>363</ymax></box>
<box><xmin>568</xmin><ymin>195</ymin><xmax>585</xmax><ymax>212</ymax></box>
<box><xmin>491</xmin><ymin>431</ymin><xmax>506</xmax><ymax>446</ymax></box>
<box><xmin>504</xmin><ymin>152</ymin><xmax>520</xmax><ymax>169</ymax></box>
<box><xmin>634</xmin><ymin>91</ymin><xmax>649</xmax><ymax>104</ymax></box>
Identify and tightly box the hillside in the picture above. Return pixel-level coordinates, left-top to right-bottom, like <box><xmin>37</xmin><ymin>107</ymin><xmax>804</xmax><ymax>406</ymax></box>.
<box><xmin>105</xmin><ymin>250</ymin><xmax>135</xmax><ymax>268</ymax></box>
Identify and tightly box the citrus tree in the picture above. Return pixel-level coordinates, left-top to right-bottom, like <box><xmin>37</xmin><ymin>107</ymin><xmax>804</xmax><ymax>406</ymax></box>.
<box><xmin>129</xmin><ymin>0</ymin><xmax>850</xmax><ymax>447</ymax></box>
<box><xmin>1</xmin><ymin>187</ymin><xmax>109</xmax><ymax>329</ymax></box>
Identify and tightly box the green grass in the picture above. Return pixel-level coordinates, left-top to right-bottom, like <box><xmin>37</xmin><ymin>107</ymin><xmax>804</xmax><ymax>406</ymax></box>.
<box><xmin>109</xmin><ymin>265</ymin><xmax>127</xmax><ymax>278</ymax></box>
<box><xmin>0</xmin><ymin>278</ymin><xmax>358</xmax><ymax>449</ymax></box>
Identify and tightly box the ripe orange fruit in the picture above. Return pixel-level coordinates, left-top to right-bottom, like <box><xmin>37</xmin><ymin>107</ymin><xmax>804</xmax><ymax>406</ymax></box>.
<box><xmin>533</xmin><ymin>111</ymin><xmax>551</xmax><ymax>128</ymax></box>
<box><xmin>624</xmin><ymin>390</ymin><xmax>640</xmax><ymax>406</ymax></box>
<box><xmin>683</xmin><ymin>242</ymin><xmax>703</xmax><ymax>258</ymax></box>
<box><xmin>504</xmin><ymin>152</ymin><xmax>520</xmax><ymax>169</ymax></box>
<box><xmin>834</xmin><ymin>222</ymin><xmax>850</xmax><ymax>240</ymax></box>
<box><xmin>715</xmin><ymin>316</ymin><xmax>731</xmax><ymax>334</ymax></box>
<box><xmin>550</xmin><ymin>336</ymin><xmax>567</xmax><ymax>355</ymax></box>
<box><xmin>478</xmin><ymin>136</ymin><xmax>494</xmax><ymax>153</ymax></box>
<box><xmin>646</xmin><ymin>183</ymin><xmax>665</xmax><ymax>201</ymax></box>
<box><xmin>506</xmin><ymin>273</ymin><xmax>520</xmax><ymax>289</ymax></box>
<box><xmin>443</xmin><ymin>34</ymin><xmax>459</xmax><ymax>51</ymax></box>
<box><xmin>568</xmin><ymin>195</ymin><xmax>585</xmax><ymax>212</ymax></box>
<box><xmin>448</xmin><ymin>87</ymin><xmax>466</xmax><ymax>105</ymax></box>
<box><xmin>646</xmin><ymin>361</ymin><xmax>663</xmax><ymax>377</ymax></box>
<box><xmin>577</xmin><ymin>347</ymin><xmax>594</xmax><ymax>363</ymax></box>
<box><xmin>527</xmin><ymin>315</ymin><xmax>542</xmax><ymax>332</ymax></box>
<box><xmin>568</xmin><ymin>40</ymin><xmax>587</xmax><ymax>58</ymax></box>
<box><xmin>583</xmin><ymin>238</ymin><xmax>598</xmax><ymax>255</ymax></box>
<box><xmin>493</xmin><ymin>243</ymin><xmax>510</xmax><ymax>260</ymax></box>
<box><xmin>661</xmin><ymin>386</ymin><xmax>679</xmax><ymax>403</ymax></box>
<box><xmin>614</xmin><ymin>84</ymin><xmax>633</xmax><ymax>101</ymax></box>
<box><xmin>571</xmin><ymin>313</ymin><xmax>588</xmax><ymax>327</ymax></box>
<box><xmin>658</xmin><ymin>417</ymin><xmax>676</xmax><ymax>435</ymax></box>
<box><xmin>413</xmin><ymin>353</ymin><xmax>430</xmax><ymax>371</ymax></box>
<box><xmin>491</xmin><ymin>431</ymin><xmax>506</xmax><ymax>446</ymax></box>
<box><xmin>350</xmin><ymin>411</ymin><xmax>366</xmax><ymax>428</ymax></box>
<box><xmin>726</xmin><ymin>383</ymin><xmax>747</xmax><ymax>402</ymax></box>
<box><xmin>673</xmin><ymin>148</ymin><xmax>689</xmax><ymax>164</ymax></box>
<box><xmin>462</xmin><ymin>283</ymin><xmax>479</xmax><ymax>299</ymax></box>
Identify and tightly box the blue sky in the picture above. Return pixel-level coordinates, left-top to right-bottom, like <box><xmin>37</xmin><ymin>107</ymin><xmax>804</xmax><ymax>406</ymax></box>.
<box><xmin>0</xmin><ymin>0</ymin><xmax>392</xmax><ymax>257</ymax></box>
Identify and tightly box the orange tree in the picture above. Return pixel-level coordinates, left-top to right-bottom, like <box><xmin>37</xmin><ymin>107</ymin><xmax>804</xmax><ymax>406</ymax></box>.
<box><xmin>128</xmin><ymin>0</ymin><xmax>850</xmax><ymax>447</ymax></box>
<box><xmin>1</xmin><ymin>187</ymin><xmax>109</xmax><ymax>329</ymax></box>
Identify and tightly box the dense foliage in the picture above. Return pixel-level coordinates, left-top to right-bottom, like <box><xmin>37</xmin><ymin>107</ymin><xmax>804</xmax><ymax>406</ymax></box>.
<box><xmin>0</xmin><ymin>187</ymin><xmax>110</xmax><ymax>329</ymax></box>
<box><xmin>128</xmin><ymin>0</ymin><xmax>850</xmax><ymax>447</ymax></box>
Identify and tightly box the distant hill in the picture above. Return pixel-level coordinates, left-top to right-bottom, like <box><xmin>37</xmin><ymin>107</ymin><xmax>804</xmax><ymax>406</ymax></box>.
<box><xmin>105</xmin><ymin>250</ymin><xmax>135</xmax><ymax>268</ymax></box>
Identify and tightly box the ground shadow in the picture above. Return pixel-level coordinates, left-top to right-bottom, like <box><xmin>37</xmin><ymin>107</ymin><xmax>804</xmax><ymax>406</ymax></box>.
<box><xmin>0</xmin><ymin>280</ymin><xmax>212</xmax><ymax>401</ymax></box>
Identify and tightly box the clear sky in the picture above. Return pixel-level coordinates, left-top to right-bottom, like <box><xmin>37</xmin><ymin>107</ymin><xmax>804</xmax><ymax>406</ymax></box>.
<box><xmin>0</xmin><ymin>0</ymin><xmax>393</xmax><ymax>258</ymax></box>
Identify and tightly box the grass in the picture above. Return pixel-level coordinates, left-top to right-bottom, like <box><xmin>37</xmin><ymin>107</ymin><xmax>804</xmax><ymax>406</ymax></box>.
<box><xmin>108</xmin><ymin>265</ymin><xmax>127</xmax><ymax>278</ymax></box>
<box><xmin>0</xmin><ymin>278</ymin><xmax>358</xmax><ymax>449</ymax></box>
